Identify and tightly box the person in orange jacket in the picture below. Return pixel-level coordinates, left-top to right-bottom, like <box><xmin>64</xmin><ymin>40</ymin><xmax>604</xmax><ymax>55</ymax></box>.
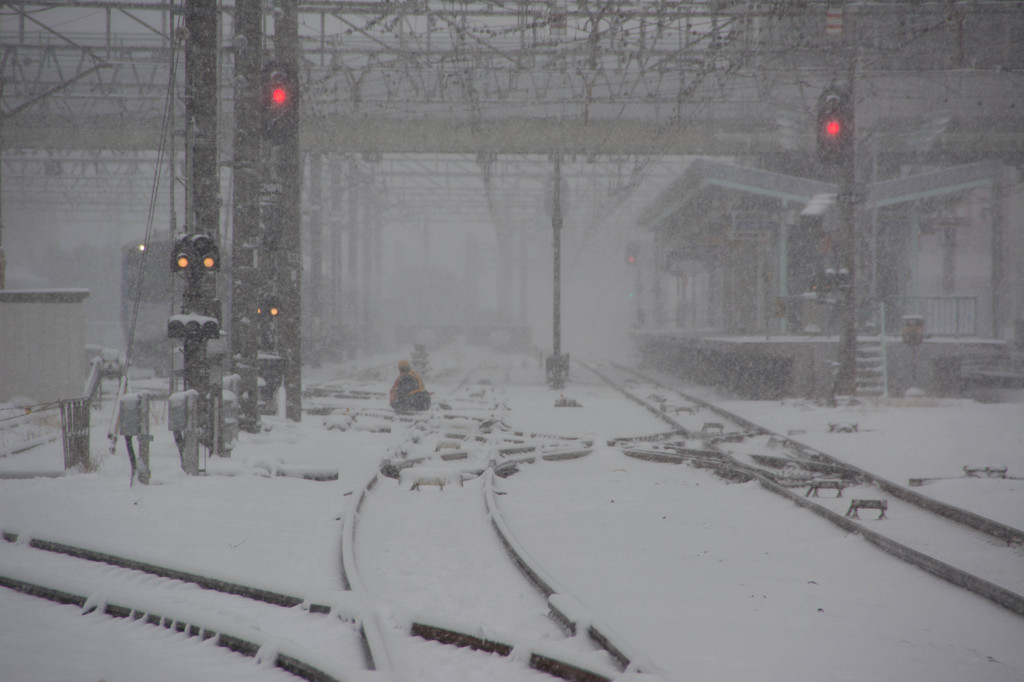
<box><xmin>389</xmin><ymin>360</ymin><xmax>431</xmax><ymax>413</ymax></box>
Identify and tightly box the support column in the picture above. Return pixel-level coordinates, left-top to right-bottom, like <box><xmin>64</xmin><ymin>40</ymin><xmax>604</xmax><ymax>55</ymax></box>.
<box><xmin>346</xmin><ymin>159</ymin><xmax>360</xmax><ymax>357</ymax></box>
<box><xmin>329</xmin><ymin>155</ymin><xmax>344</xmax><ymax>359</ymax></box>
<box><xmin>182</xmin><ymin>0</ymin><xmax>222</xmax><ymax>455</ymax></box>
<box><xmin>361</xmin><ymin>173</ymin><xmax>373</xmax><ymax>348</ymax></box>
<box><xmin>308</xmin><ymin>152</ymin><xmax>323</xmax><ymax>367</ymax></box>
<box><xmin>835</xmin><ymin>160</ymin><xmax>858</xmax><ymax>396</ymax></box>
<box><xmin>273</xmin><ymin>0</ymin><xmax>302</xmax><ymax>421</ymax></box>
<box><xmin>991</xmin><ymin>164</ymin><xmax>1005</xmax><ymax>338</ymax></box>
<box><xmin>546</xmin><ymin>155</ymin><xmax>568</xmax><ymax>389</ymax></box>
<box><xmin>230</xmin><ymin>0</ymin><xmax>262</xmax><ymax>431</ymax></box>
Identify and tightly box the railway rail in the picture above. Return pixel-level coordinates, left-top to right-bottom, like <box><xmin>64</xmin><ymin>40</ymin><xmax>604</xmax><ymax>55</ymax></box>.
<box><xmin>580</xmin><ymin>359</ymin><xmax>1024</xmax><ymax>619</ymax></box>
<box><xmin>343</xmin><ymin>467</ymin><xmax>646</xmax><ymax>682</ymax></box>
<box><xmin>1</xmin><ymin>363</ymin><xmax>662</xmax><ymax>682</ymax></box>
<box><xmin>1</xmin><ymin>468</ymin><xmax>631</xmax><ymax>682</ymax></box>
<box><xmin>0</xmin><ymin>530</ymin><xmax>368</xmax><ymax>681</ymax></box>
<box><xmin>338</xmin><ymin>372</ymin><xmax>660</xmax><ymax>682</ymax></box>
<box><xmin>4</xmin><ymin>351</ymin><xmax>1021</xmax><ymax>680</ymax></box>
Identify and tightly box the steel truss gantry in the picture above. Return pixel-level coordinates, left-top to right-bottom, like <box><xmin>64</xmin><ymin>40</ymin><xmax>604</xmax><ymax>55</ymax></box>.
<box><xmin>4</xmin><ymin>1</ymin><xmax>1022</xmax><ymax>205</ymax></box>
<box><xmin>2</xmin><ymin>0</ymin><xmax>1022</xmax><ymax>278</ymax></box>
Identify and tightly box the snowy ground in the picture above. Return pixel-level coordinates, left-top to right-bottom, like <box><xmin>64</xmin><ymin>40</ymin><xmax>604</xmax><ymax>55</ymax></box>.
<box><xmin>1</xmin><ymin>343</ymin><xmax>1022</xmax><ymax>681</ymax></box>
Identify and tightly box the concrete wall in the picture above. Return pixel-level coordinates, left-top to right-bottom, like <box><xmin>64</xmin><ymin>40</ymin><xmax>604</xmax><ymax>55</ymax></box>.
<box><xmin>0</xmin><ymin>289</ymin><xmax>90</xmax><ymax>404</ymax></box>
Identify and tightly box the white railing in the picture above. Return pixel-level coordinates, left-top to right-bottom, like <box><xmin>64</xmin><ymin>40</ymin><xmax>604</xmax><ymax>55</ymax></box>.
<box><xmin>893</xmin><ymin>297</ymin><xmax>977</xmax><ymax>337</ymax></box>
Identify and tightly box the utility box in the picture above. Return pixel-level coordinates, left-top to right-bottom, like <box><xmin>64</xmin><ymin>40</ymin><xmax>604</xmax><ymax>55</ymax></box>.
<box><xmin>118</xmin><ymin>393</ymin><xmax>148</xmax><ymax>436</ymax></box>
<box><xmin>0</xmin><ymin>289</ymin><xmax>89</xmax><ymax>403</ymax></box>
<box><xmin>168</xmin><ymin>389</ymin><xmax>199</xmax><ymax>432</ymax></box>
<box><xmin>169</xmin><ymin>389</ymin><xmax>201</xmax><ymax>475</ymax></box>
<box><xmin>221</xmin><ymin>374</ymin><xmax>240</xmax><ymax>452</ymax></box>
<box><xmin>119</xmin><ymin>392</ymin><xmax>152</xmax><ymax>484</ymax></box>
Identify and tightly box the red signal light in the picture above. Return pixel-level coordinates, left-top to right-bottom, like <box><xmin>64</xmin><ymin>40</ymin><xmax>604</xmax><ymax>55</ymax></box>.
<box><xmin>825</xmin><ymin>119</ymin><xmax>841</xmax><ymax>136</ymax></box>
<box><xmin>271</xmin><ymin>86</ymin><xmax>288</xmax><ymax>105</ymax></box>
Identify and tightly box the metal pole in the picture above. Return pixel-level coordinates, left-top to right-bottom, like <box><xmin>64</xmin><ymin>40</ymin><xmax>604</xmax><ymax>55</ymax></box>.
<box><xmin>990</xmin><ymin>164</ymin><xmax>1005</xmax><ymax>338</ymax></box>
<box><xmin>779</xmin><ymin>206</ymin><xmax>788</xmax><ymax>335</ymax></box>
<box><xmin>138</xmin><ymin>392</ymin><xmax>152</xmax><ymax>484</ymax></box>
<box><xmin>546</xmin><ymin>155</ymin><xmax>568</xmax><ymax>389</ymax></box>
<box><xmin>231</xmin><ymin>0</ymin><xmax>262</xmax><ymax>432</ymax></box>
<box><xmin>552</xmin><ymin>155</ymin><xmax>562</xmax><ymax>358</ymax></box>
<box><xmin>879</xmin><ymin>300</ymin><xmax>889</xmax><ymax>399</ymax></box>
<box><xmin>346</xmin><ymin>159</ymin><xmax>359</xmax><ymax>358</ymax></box>
<box><xmin>183</xmin><ymin>0</ymin><xmax>222</xmax><ymax>452</ymax></box>
<box><xmin>186</xmin><ymin>0</ymin><xmax>219</xmax><ymax>247</ymax></box>
<box><xmin>308</xmin><ymin>152</ymin><xmax>323</xmax><ymax>367</ymax></box>
<box><xmin>835</xmin><ymin>56</ymin><xmax>859</xmax><ymax>397</ymax></box>
<box><xmin>519</xmin><ymin>226</ymin><xmax>527</xmax><ymax>322</ymax></box>
<box><xmin>0</xmin><ymin>79</ymin><xmax>5</xmax><ymax>289</ymax></box>
<box><xmin>275</xmin><ymin>0</ymin><xmax>302</xmax><ymax>421</ymax></box>
<box><xmin>361</xmin><ymin>174</ymin><xmax>372</xmax><ymax>349</ymax></box>
<box><xmin>836</xmin><ymin>157</ymin><xmax>858</xmax><ymax>395</ymax></box>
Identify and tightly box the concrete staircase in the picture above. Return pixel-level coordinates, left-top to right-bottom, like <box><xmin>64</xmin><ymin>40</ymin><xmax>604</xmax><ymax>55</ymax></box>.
<box><xmin>856</xmin><ymin>337</ymin><xmax>888</xmax><ymax>397</ymax></box>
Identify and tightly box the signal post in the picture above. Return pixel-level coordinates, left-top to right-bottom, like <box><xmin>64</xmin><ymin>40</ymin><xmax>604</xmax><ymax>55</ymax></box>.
<box><xmin>168</xmin><ymin>0</ymin><xmax>226</xmax><ymax>473</ymax></box>
<box><xmin>230</xmin><ymin>0</ymin><xmax>263</xmax><ymax>433</ymax></box>
<box><xmin>816</xmin><ymin>85</ymin><xmax>857</xmax><ymax>396</ymax></box>
<box><xmin>260</xmin><ymin>0</ymin><xmax>302</xmax><ymax>421</ymax></box>
<box><xmin>168</xmin><ymin>233</ymin><xmax>222</xmax><ymax>473</ymax></box>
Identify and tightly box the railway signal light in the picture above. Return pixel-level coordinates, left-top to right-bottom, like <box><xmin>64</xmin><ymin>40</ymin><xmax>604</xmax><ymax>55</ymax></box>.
<box><xmin>171</xmin><ymin>236</ymin><xmax>192</xmax><ymax>273</ymax></box>
<box><xmin>809</xmin><ymin>272</ymin><xmax>823</xmax><ymax>296</ymax></box>
<box><xmin>257</xmin><ymin>293</ymin><xmax>281</xmax><ymax>318</ymax></box>
<box><xmin>261</xmin><ymin>61</ymin><xmax>298</xmax><ymax>142</ymax></box>
<box><xmin>816</xmin><ymin>87</ymin><xmax>853</xmax><ymax>167</ymax></box>
<box><xmin>625</xmin><ymin>241</ymin><xmax>638</xmax><ymax>265</ymax></box>
<box><xmin>257</xmin><ymin>293</ymin><xmax>282</xmax><ymax>352</ymax></box>
<box><xmin>168</xmin><ymin>315</ymin><xmax>220</xmax><ymax>340</ymax></box>
<box><xmin>171</xmin><ymin>233</ymin><xmax>220</xmax><ymax>274</ymax></box>
<box><xmin>191</xmin><ymin>234</ymin><xmax>220</xmax><ymax>271</ymax></box>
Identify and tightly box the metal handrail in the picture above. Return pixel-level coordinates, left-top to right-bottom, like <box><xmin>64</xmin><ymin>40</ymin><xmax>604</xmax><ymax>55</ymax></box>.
<box><xmin>893</xmin><ymin>296</ymin><xmax>977</xmax><ymax>337</ymax></box>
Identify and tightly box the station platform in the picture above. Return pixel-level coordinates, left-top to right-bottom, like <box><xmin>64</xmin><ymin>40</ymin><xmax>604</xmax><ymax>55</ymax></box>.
<box><xmin>633</xmin><ymin>329</ymin><xmax>1022</xmax><ymax>400</ymax></box>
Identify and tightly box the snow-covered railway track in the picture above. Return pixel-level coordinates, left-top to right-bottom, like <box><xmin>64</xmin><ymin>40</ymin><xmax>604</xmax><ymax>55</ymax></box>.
<box><xmin>343</xmin><ymin>467</ymin><xmax>638</xmax><ymax>682</ymax></box>
<box><xmin>483</xmin><ymin>469</ymin><xmax>668</xmax><ymax>680</ymax></box>
<box><xmin>0</xmin><ymin>531</ymin><xmax>368</xmax><ymax>681</ymax></box>
<box><xmin>335</xmin><ymin>376</ymin><xmax>664</xmax><ymax>682</ymax></box>
<box><xmin>310</xmin><ymin>358</ymin><xmax>615</xmax><ymax>680</ymax></box>
<box><xmin>0</xmin><ymin>366</ymin><xmax>626</xmax><ymax>682</ymax></box>
<box><xmin>582</xmin><ymin>359</ymin><xmax>1024</xmax><ymax>619</ymax></box>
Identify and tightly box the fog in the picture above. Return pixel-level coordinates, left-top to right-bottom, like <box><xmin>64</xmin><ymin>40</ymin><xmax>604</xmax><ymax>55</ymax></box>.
<box><xmin>2</xmin><ymin>1</ymin><xmax>1022</xmax><ymax>374</ymax></box>
<box><xmin>3</xmin><ymin>147</ymin><xmax>682</xmax><ymax>362</ymax></box>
